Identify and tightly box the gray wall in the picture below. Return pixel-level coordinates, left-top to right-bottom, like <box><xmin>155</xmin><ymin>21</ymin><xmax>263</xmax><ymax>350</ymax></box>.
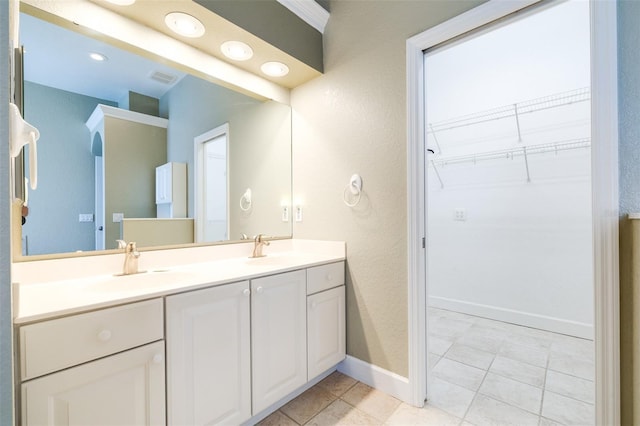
<box><xmin>103</xmin><ymin>117</ymin><xmax>167</xmax><ymax>250</ymax></box>
<box><xmin>291</xmin><ymin>0</ymin><xmax>484</xmax><ymax>376</ymax></box>
<box><xmin>161</xmin><ymin>75</ymin><xmax>291</xmax><ymax>240</ymax></box>
<box><xmin>617</xmin><ymin>1</ymin><xmax>640</xmax><ymax>423</ymax></box>
<box><xmin>1</xmin><ymin>0</ymin><xmax>13</xmax><ymax>423</ymax></box>
<box><xmin>22</xmin><ymin>82</ymin><xmax>115</xmax><ymax>255</ymax></box>
<box><xmin>228</xmin><ymin>100</ymin><xmax>291</xmax><ymax>240</ymax></box>
<box><xmin>160</xmin><ymin>74</ymin><xmax>261</xmax><ymax>218</ymax></box>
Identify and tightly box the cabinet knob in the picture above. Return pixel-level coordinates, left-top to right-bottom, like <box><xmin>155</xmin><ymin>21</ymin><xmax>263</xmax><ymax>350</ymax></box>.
<box><xmin>311</xmin><ymin>301</ymin><xmax>318</xmax><ymax>310</ymax></box>
<box><xmin>326</xmin><ymin>274</ymin><xmax>333</xmax><ymax>281</ymax></box>
<box><xmin>256</xmin><ymin>286</ymin><xmax>264</xmax><ymax>294</ymax></box>
<box><xmin>97</xmin><ymin>329</ymin><xmax>112</xmax><ymax>342</ymax></box>
<box><xmin>243</xmin><ymin>288</ymin><xmax>251</xmax><ymax>296</ymax></box>
<box><xmin>152</xmin><ymin>353</ymin><xmax>163</xmax><ymax>364</ymax></box>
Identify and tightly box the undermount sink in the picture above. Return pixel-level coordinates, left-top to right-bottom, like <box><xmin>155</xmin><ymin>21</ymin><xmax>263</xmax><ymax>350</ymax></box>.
<box><xmin>244</xmin><ymin>254</ymin><xmax>298</xmax><ymax>266</ymax></box>
<box><xmin>88</xmin><ymin>269</ymin><xmax>192</xmax><ymax>292</ymax></box>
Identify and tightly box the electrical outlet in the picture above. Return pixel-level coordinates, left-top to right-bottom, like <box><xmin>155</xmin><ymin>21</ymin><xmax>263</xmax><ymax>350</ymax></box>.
<box><xmin>112</xmin><ymin>213</ymin><xmax>124</xmax><ymax>223</ymax></box>
<box><xmin>281</xmin><ymin>206</ymin><xmax>289</xmax><ymax>222</ymax></box>
<box><xmin>295</xmin><ymin>206</ymin><xmax>303</xmax><ymax>222</ymax></box>
<box><xmin>453</xmin><ymin>208</ymin><xmax>466</xmax><ymax>221</ymax></box>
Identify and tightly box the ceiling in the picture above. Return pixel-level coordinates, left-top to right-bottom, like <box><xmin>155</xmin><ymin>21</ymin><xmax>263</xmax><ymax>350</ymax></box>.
<box><xmin>19</xmin><ymin>0</ymin><xmax>326</xmax><ymax>104</ymax></box>
<box><xmin>20</xmin><ymin>12</ymin><xmax>188</xmax><ymax>104</ymax></box>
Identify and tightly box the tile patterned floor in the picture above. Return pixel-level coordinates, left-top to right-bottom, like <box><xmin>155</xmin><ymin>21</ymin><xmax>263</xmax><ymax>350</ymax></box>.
<box><xmin>258</xmin><ymin>308</ymin><xmax>595</xmax><ymax>425</ymax></box>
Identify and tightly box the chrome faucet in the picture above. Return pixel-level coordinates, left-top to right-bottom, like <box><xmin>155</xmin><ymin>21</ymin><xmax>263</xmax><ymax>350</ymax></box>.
<box><xmin>117</xmin><ymin>240</ymin><xmax>141</xmax><ymax>275</ymax></box>
<box><xmin>251</xmin><ymin>234</ymin><xmax>270</xmax><ymax>258</ymax></box>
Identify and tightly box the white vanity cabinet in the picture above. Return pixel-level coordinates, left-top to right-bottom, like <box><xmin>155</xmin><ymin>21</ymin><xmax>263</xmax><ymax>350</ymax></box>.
<box><xmin>166</xmin><ymin>280</ymin><xmax>251</xmax><ymax>425</ymax></box>
<box><xmin>19</xmin><ymin>299</ymin><xmax>165</xmax><ymax>426</ymax></box>
<box><xmin>251</xmin><ymin>270</ymin><xmax>307</xmax><ymax>414</ymax></box>
<box><xmin>306</xmin><ymin>262</ymin><xmax>346</xmax><ymax>380</ymax></box>
<box><xmin>16</xmin><ymin>257</ymin><xmax>345</xmax><ymax>426</ymax></box>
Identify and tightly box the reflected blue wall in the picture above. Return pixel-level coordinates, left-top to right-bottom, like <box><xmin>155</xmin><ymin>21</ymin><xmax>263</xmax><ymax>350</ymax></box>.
<box><xmin>23</xmin><ymin>82</ymin><xmax>115</xmax><ymax>255</ymax></box>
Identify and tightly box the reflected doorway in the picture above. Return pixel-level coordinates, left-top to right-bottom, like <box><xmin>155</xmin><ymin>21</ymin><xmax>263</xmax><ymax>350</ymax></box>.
<box><xmin>195</xmin><ymin>124</ymin><xmax>229</xmax><ymax>242</ymax></box>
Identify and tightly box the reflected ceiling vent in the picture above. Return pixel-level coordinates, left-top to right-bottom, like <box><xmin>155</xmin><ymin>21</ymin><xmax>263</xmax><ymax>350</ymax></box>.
<box><xmin>148</xmin><ymin>70</ymin><xmax>178</xmax><ymax>85</ymax></box>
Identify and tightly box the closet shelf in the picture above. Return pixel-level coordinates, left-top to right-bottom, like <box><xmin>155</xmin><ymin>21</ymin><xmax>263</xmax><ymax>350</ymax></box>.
<box><xmin>429</xmin><ymin>138</ymin><xmax>590</xmax><ymax>188</ymax></box>
<box><xmin>431</xmin><ymin>138</ymin><xmax>590</xmax><ymax>167</ymax></box>
<box><xmin>428</xmin><ymin>87</ymin><xmax>590</xmax><ymax>134</ymax></box>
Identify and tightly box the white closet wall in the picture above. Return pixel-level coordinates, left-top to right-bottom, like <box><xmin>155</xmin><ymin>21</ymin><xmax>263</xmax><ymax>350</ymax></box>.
<box><xmin>426</xmin><ymin>1</ymin><xmax>593</xmax><ymax>338</ymax></box>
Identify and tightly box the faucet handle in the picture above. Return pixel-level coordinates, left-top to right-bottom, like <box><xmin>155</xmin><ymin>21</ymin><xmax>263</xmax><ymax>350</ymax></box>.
<box><xmin>127</xmin><ymin>242</ymin><xmax>140</xmax><ymax>256</ymax></box>
<box><xmin>255</xmin><ymin>234</ymin><xmax>271</xmax><ymax>245</ymax></box>
<box><xmin>116</xmin><ymin>239</ymin><xmax>127</xmax><ymax>249</ymax></box>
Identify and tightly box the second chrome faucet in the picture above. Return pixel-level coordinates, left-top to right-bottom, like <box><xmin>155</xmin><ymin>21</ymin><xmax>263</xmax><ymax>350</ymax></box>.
<box><xmin>117</xmin><ymin>240</ymin><xmax>141</xmax><ymax>275</ymax></box>
<box><xmin>251</xmin><ymin>234</ymin><xmax>270</xmax><ymax>258</ymax></box>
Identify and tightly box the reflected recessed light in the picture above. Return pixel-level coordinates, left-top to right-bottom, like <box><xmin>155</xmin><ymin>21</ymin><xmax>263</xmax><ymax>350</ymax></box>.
<box><xmin>221</xmin><ymin>41</ymin><xmax>254</xmax><ymax>61</ymax></box>
<box><xmin>261</xmin><ymin>61</ymin><xmax>289</xmax><ymax>77</ymax></box>
<box><xmin>165</xmin><ymin>12</ymin><xmax>205</xmax><ymax>38</ymax></box>
<box><xmin>104</xmin><ymin>0</ymin><xmax>136</xmax><ymax>5</ymax></box>
<box><xmin>89</xmin><ymin>52</ymin><xmax>108</xmax><ymax>62</ymax></box>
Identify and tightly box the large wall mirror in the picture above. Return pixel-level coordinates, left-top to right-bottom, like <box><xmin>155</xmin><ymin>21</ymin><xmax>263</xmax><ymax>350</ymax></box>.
<box><xmin>15</xmin><ymin>5</ymin><xmax>292</xmax><ymax>259</ymax></box>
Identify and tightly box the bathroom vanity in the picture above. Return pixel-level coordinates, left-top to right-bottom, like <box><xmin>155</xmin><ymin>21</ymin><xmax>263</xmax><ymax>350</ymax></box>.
<box><xmin>13</xmin><ymin>239</ymin><xmax>345</xmax><ymax>425</ymax></box>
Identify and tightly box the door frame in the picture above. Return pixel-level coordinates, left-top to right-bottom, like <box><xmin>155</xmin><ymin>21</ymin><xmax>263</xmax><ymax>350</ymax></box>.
<box><xmin>405</xmin><ymin>1</ymin><xmax>620</xmax><ymax>424</ymax></box>
<box><xmin>194</xmin><ymin>123</ymin><xmax>230</xmax><ymax>243</ymax></box>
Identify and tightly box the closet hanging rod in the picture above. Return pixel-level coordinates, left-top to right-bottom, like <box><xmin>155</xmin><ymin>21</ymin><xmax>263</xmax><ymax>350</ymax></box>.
<box><xmin>428</xmin><ymin>87</ymin><xmax>590</xmax><ymax>134</ymax></box>
<box><xmin>430</xmin><ymin>138</ymin><xmax>590</xmax><ymax>168</ymax></box>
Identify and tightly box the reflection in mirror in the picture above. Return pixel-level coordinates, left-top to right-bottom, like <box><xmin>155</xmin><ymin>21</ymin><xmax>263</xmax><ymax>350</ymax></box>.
<box><xmin>18</xmin><ymin>10</ymin><xmax>292</xmax><ymax>257</ymax></box>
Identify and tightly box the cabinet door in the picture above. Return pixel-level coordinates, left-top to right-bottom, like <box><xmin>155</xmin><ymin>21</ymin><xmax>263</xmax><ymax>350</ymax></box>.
<box><xmin>22</xmin><ymin>341</ymin><xmax>165</xmax><ymax>426</ymax></box>
<box><xmin>251</xmin><ymin>270</ymin><xmax>307</xmax><ymax>414</ymax></box>
<box><xmin>155</xmin><ymin>163</ymin><xmax>171</xmax><ymax>204</ymax></box>
<box><xmin>166</xmin><ymin>281</ymin><xmax>251</xmax><ymax>425</ymax></box>
<box><xmin>308</xmin><ymin>286</ymin><xmax>346</xmax><ymax>380</ymax></box>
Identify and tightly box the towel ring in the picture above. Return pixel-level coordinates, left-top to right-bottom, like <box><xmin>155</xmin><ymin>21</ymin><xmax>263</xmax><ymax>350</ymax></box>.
<box><xmin>343</xmin><ymin>174</ymin><xmax>362</xmax><ymax>207</ymax></box>
<box><xmin>240</xmin><ymin>188</ymin><xmax>252</xmax><ymax>211</ymax></box>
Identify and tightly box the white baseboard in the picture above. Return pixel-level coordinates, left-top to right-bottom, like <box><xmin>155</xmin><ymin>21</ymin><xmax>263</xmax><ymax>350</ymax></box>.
<box><xmin>429</xmin><ymin>296</ymin><xmax>594</xmax><ymax>339</ymax></box>
<box><xmin>337</xmin><ymin>356</ymin><xmax>411</xmax><ymax>403</ymax></box>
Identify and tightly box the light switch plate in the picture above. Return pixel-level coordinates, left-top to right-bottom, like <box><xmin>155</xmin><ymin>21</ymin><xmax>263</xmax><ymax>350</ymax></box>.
<box><xmin>112</xmin><ymin>213</ymin><xmax>124</xmax><ymax>223</ymax></box>
<box><xmin>79</xmin><ymin>213</ymin><xmax>94</xmax><ymax>222</ymax></box>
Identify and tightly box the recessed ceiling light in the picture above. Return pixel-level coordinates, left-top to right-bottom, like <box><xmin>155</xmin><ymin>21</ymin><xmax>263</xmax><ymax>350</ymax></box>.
<box><xmin>165</xmin><ymin>12</ymin><xmax>205</xmax><ymax>38</ymax></box>
<box><xmin>103</xmin><ymin>0</ymin><xmax>136</xmax><ymax>5</ymax></box>
<box><xmin>261</xmin><ymin>61</ymin><xmax>289</xmax><ymax>77</ymax></box>
<box><xmin>89</xmin><ymin>52</ymin><xmax>108</xmax><ymax>62</ymax></box>
<box><xmin>221</xmin><ymin>41</ymin><xmax>254</xmax><ymax>61</ymax></box>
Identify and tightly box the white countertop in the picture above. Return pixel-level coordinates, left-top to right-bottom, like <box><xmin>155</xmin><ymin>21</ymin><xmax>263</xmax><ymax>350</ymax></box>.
<box><xmin>13</xmin><ymin>239</ymin><xmax>345</xmax><ymax>324</ymax></box>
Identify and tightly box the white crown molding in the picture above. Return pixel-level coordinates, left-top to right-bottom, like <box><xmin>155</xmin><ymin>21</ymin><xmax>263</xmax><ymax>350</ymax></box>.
<box><xmin>86</xmin><ymin>104</ymin><xmax>169</xmax><ymax>133</ymax></box>
<box><xmin>277</xmin><ymin>0</ymin><xmax>330</xmax><ymax>34</ymax></box>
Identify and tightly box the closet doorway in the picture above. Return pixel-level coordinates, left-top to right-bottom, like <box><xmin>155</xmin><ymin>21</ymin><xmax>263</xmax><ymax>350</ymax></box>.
<box><xmin>407</xmin><ymin>1</ymin><xmax>619</xmax><ymax>424</ymax></box>
<box><xmin>421</xmin><ymin>1</ymin><xmax>600</xmax><ymax>424</ymax></box>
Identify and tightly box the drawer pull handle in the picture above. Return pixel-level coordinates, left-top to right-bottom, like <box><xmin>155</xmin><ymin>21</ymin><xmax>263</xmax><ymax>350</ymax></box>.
<box><xmin>152</xmin><ymin>353</ymin><xmax>163</xmax><ymax>364</ymax></box>
<box><xmin>256</xmin><ymin>286</ymin><xmax>264</xmax><ymax>294</ymax></box>
<box><xmin>243</xmin><ymin>288</ymin><xmax>251</xmax><ymax>296</ymax></box>
<box><xmin>97</xmin><ymin>329</ymin><xmax>112</xmax><ymax>342</ymax></box>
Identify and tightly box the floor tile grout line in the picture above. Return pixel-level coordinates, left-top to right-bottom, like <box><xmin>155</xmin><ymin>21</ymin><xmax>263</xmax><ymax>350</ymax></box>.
<box><xmin>543</xmin><ymin>388</ymin><xmax>596</xmax><ymax>406</ymax></box>
<box><xmin>429</xmin><ymin>308</ymin><xmax>595</xmax><ymax>426</ymax></box>
<box><xmin>458</xmin><ymin>347</ymin><xmax>495</xmax><ymax>422</ymax></box>
<box><xmin>279</xmin><ymin>409</ymin><xmax>303</xmax><ymax>425</ymax></box>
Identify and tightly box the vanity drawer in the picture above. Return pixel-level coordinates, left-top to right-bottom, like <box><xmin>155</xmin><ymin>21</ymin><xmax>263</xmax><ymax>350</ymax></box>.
<box><xmin>307</xmin><ymin>262</ymin><xmax>345</xmax><ymax>295</ymax></box>
<box><xmin>20</xmin><ymin>298</ymin><xmax>163</xmax><ymax>381</ymax></box>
